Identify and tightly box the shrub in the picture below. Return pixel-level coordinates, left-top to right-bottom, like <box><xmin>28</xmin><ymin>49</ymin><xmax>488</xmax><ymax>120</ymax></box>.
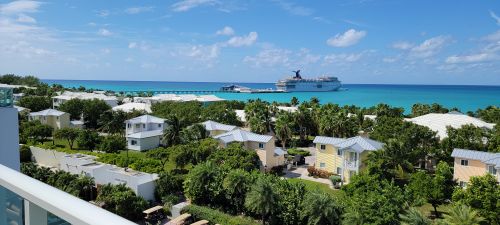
<box><xmin>269</xmin><ymin>165</ymin><xmax>285</xmax><ymax>176</ymax></box>
<box><xmin>99</xmin><ymin>135</ymin><xmax>126</xmax><ymax>153</ymax></box>
<box><xmin>307</xmin><ymin>166</ymin><xmax>334</xmax><ymax>178</ymax></box>
<box><xmin>329</xmin><ymin>175</ymin><xmax>342</xmax><ymax>188</ymax></box>
<box><xmin>286</xmin><ymin>148</ymin><xmax>311</xmax><ymax>157</ymax></box>
<box><xmin>19</xmin><ymin>145</ymin><xmax>32</xmax><ymax>162</ymax></box>
<box><xmin>182</xmin><ymin>205</ymin><xmax>259</xmax><ymax>225</ymax></box>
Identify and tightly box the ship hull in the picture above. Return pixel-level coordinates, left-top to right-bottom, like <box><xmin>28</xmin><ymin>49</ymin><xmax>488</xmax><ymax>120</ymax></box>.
<box><xmin>276</xmin><ymin>81</ymin><xmax>342</xmax><ymax>92</ymax></box>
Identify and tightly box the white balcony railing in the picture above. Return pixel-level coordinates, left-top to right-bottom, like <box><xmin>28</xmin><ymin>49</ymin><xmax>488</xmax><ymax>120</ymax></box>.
<box><xmin>0</xmin><ymin>164</ymin><xmax>136</xmax><ymax>225</ymax></box>
<box><xmin>344</xmin><ymin>160</ymin><xmax>358</xmax><ymax>170</ymax></box>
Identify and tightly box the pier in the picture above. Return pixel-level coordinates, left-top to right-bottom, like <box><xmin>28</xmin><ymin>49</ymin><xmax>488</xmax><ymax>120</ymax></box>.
<box><xmin>118</xmin><ymin>89</ymin><xmax>285</xmax><ymax>95</ymax></box>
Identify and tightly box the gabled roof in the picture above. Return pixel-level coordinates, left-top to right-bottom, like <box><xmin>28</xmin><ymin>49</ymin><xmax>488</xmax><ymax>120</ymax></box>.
<box><xmin>274</xmin><ymin>147</ymin><xmax>286</xmax><ymax>156</ymax></box>
<box><xmin>126</xmin><ymin>129</ymin><xmax>163</xmax><ymax>139</ymax></box>
<box><xmin>451</xmin><ymin>148</ymin><xmax>500</xmax><ymax>168</ymax></box>
<box><xmin>313</xmin><ymin>136</ymin><xmax>384</xmax><ymax>153</ymax></box>
<box><xmin>30</xmin><ymin>109</ymin><xmax>67</xmax><ymax>116</ymax></box>
<box><xmin>125</xmin><ymin>115</ymin><xmax>165</xmax><ymax>124</ymax></box>
<box><xmin>113</xmin><ymin>103</ymin><xmax>152</xmax><ymax>113</ymax></box>
<box><xmin>214</xmin><ymin>129</ymin><xmax>273</xmax><ymax>143</ymax></box>
<box><xmin>202</xmin><ymin>120</ymin><xmax>237</xmax><ymax>132</ymax></box>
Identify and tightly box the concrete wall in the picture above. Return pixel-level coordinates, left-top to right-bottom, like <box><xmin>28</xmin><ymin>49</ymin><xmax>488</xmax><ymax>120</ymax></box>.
<box><xmin>0</xmin><ymin>107</ymin><xmax>20</xmax><ymax>171</ymax></box>
<box><xmin>29</xmin><ymin>147</ymin><xmax>67</xmax><ymax>168</ymax></box>
<box><xmin>127</xmin><ymin>136</ymin><xmax>161</xmax><ymax>151</ymax></box>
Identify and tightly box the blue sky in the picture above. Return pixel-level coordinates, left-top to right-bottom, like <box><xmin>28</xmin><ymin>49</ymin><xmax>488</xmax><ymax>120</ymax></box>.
<box><xmin>0</xmin><ymin>0</ymin><xmax>499</xmax><ymax>85</ymax></box>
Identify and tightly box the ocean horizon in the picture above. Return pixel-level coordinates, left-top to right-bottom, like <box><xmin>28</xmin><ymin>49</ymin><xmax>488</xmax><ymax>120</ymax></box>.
<box><xmin>43</xmin><ymin>79</ymin><xmax>500</xmax><ymax>113</ymax></box>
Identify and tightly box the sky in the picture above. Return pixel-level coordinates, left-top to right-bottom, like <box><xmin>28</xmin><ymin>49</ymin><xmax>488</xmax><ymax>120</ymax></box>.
<box><xmin>0</xmin><ymin>0</ymin><xmax>500</xmax><ymax>85</ymax></box>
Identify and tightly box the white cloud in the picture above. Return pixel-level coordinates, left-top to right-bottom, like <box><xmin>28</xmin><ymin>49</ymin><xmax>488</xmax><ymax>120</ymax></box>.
<box><xmin>226</xmin><ymin>31</ymin><xmax>258</xmax><ymax>47</ymax></box>
<box><xmin>98</xmin><ymin>28</ymin><xmax>112</xmax><ymax>36</ymax></box>
<box><xmin>124</xmin><ymin>57</ymin><xmax>134</xmax><ymax>62</ymax></box>
<box><xmin>326</xmin><ymin>29</ymin><xmax>366</xmax><ymax>47</ymax></box>
<box><xmin>244</xmin><ymin>48</ymin><xmax>291</xmax><ymax>67</ymax></box>
<box><xmin>101</xmin><ymin>48</ymin><xmax>111</xmax><ymax>54</ymax></box>
<box><xmin>17</xmin><ymin>13</ymin><xmax>35</xmax><ymax>23</ymax></box>
<box><xmin>125</xmin><ymin>6</ymin><xmax>153</xmax><ymax>14</ymax></box>
<box><xmin>128</xmin><ymin>42</ymin><xmax>137</xmax><ymax>49</ymax></box>
<box><xmin>446</xmin><ymin>53</ymin><xmax>496</xmax><ymax>64</ymax></box>
<box><xmin>0</xmin><ymin>0</ymin><xmax>41</xmax><ymax>14</ymax></box>
<box><xmin>409</xmin><ymin>35</ymin><xmax>451</xmax><ymax>58</ymax></box>
<box><xmin>296</xmin><ymin>48</ymin><xmax>321</xmax><ymax>65</ymax></box>
<box><xmin>141</xmin><ymin>62</ymin><xmax>156</xmax><ymax>69</ymax></box>
<box><xmin>482</xmin><ymin>30</ymin><xmax>500</xmax><ymax>42</ymax></box>
<box><xmin>392</xmin><ymin>41</ymin><xmax>413</xmax><ymax>50</ymax></box>
<box><xmin>177</xmin><ymin>44</ymin><xmax>220</xmax><ymax>62</ymax></box>
<box><xmin>490</xmin><ymin>10</ymin><xmax>500</xmax><ymax>26</ymax></box>
<box><xmin>171</xmin><ymin>0</ymin><xmax>219</xmax><ymax>12</ymax></box>
<box><xmin>96</xmin><ymin>10</ymin><xmax>110</xmax><ymax>17</ymax></box>
<box><xmin>216</xmin><ymin>26</ymin><xmax>234</xmax><ymax>36</ymax></box>
<box><xmin>383</xmin><ymin>57</ymin><xmax>398</xmax><ymax>63</ymax></box>
<box><xmin>273</xmin><ymin>0</ymin><xmax>313</xmax><ymax>16</ymax></box>
<box><xmin>323</xmin><ymin>52</ymin><xmax>364</xmax><ymax>64</ymax></box>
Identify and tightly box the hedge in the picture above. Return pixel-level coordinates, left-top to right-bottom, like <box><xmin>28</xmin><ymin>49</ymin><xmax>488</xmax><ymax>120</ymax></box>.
<box><xmin>182</xmin><ymin>205</ymin><xmax>259</xmax><ymax>225</ymax></box>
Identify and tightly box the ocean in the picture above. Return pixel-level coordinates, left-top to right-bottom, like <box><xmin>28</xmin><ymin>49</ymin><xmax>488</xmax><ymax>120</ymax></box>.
<box><xmin>43</xmin><ymin>79</ymin><xmax>500</xmax><ymax>113</ymax></box>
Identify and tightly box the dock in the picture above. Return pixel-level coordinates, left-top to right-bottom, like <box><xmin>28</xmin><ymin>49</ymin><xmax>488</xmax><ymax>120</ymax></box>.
<box><xmin>119</xmin><ymin>89</ymin><xmax>285</xmax><ymax>95</ymax></box>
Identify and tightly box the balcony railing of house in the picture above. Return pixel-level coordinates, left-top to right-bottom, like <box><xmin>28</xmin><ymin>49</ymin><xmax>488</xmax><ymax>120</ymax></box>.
<box><xmin>0</xmin><ymin>164</ymin><xmax>136</xmax><ymax>225</ymax></box>
<box><xmin>345</xmin><ymin>160</ymin><xmax>358</xmax><ymax>170</ymax></box>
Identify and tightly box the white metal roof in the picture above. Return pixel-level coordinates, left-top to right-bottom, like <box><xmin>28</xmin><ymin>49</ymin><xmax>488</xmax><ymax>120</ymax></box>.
<box><xmin>274</xmin><ymin>147</ymin><xmax>286</xmax><ymax>156</ymax></box>
<box><xmin>30</xmin><ymin>109</ymin><xmax>67</xmax><ymax>116</ymax></box>
<box><xmin>313</xmin><ymin>136</ymin><xmax>384</xmax><ymax>153</ymax></box>
<box><xmin>113</xmin><ymin>102</ymin><xmax>152</xmax><ymax>113</ymax></box>
<box><xmin>405</xmin><ymin>113</ymin><xmax>495</xmax><ymax>139</ymax></box>
<box><xmin>14</xmin><ymin>105</ymin><xmax>29</xmax><ymax>112</ymax></box>
<box><xmin>277</xmin><ymin>106</ymin><xmax>298</xmax><ymax>113</ymax></box>
<box><xmin>214</xmin><ymin>129</ymin><xmax>273</xmax><ymax>143</ymax></box>
<box><xmin>125</xmin><ymin>114</ymin><xmax>165</xmax><ymax>124</ymax></box>
<box><xmin>202</xmin><ymin>120</ymin><xmax>237</xmax><ymax>131</ymax></box>
<box><xmin>451</xmin><ymin>148</ymin><xmax>500</xmax><ymax>165</ymax></box>
<box><xmin>53</xmin><ymin>91</ymin><xmax>117</xmax><ymax>101</ymax></box>
<box><xmin>126</xmin><ymin>129</ymin><xmax>163</xmax><ymax>138</ymax></box>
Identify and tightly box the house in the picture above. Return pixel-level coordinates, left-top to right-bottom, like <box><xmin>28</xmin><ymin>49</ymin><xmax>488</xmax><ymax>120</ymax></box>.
<box><xmin>213</xmin><ymin>129</ymin><xmax>285</xmax><ymax>170</ymax></box>
<box><xmin>112</xmin><ymin>102</ymin><xmax>152</xmax><ymax>113</ymax></box>
<box><xmin>52</xmin><ymin>91</ymin><xmax>118</xmax><ymax>108</ymax></box>
<box><xmin>201</xmin><ymin>120</ymin><xmax>237</xmax><ymax>136</ymax></box>
<box><xmin>451</xmin><ymin>148</ymin><xmax>500</xmax><ymax>187</ymax></box>
<box><xmin>14</xmin><ymin>105</ymin><xmax>30</xmax><ymax>114</ymax></box>
<box><xmin>133</xmin><ymin>94</ymin><xmax>225</xmax><ymax>105</ymax></box>
<box><xmin>405</xmin><ymin>112</ymin><xmax>495</xmax><ymax>140</ymax></box>
<box><xmin>29</xmin><ymin>109</ymin><xmax>71</xmax><ymax>130</ymax></box>
<box><xmin>125</xmin><ymin>115</ymin><xmax>166</xmax><ymax>151</ymax></box>
<box><xmin>313</xmin><ymin>135</ymin><xmax>384</xmax><ymax>183</ymax></box>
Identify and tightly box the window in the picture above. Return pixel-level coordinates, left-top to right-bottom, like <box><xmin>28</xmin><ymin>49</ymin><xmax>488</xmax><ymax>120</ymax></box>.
<box><xmin>488</xmin><ymin>165</ymin><xmax>497</xmax><ymax>175</ymax></box>
<box><xmin>131</xmin><ymin>140</ymin><xmax>137</xmax><ymax>145</ymax></box>
<box><xmin>258</xmin><ymin>143</ymin><xmax>265</xmax><ymax>149</ymax></box>
<box><xmin>459</xmin><ymin>181</ymin><xmax>467</xmax><ymax>188</ymax></box>
<box><xmin>317</xmin><ymin>84</ymin><xmax>322</xmax><ymax>88</ymax></box>
<box><xmin>320</xmin><ymin>145</ymin><xmax>326</xmax><ymax>150</ymax></box>
<box><xmin>56</xmin><ymin>116</ymin><xmax>59</xmax><ymax>119</ymax></box>
<box><xmin>135</xmin><ymin>124</ymin><xmax>140</xmax><ymax>128</ymax></box>
<box><xmin>158</xmin><ymin>124</ymin><xmax>161</xmax><ymax>128</ymax></box>
<box><xmin>320</xmin><ymin>163</ymin><xmax>325</xmax><ymax>168</ymax></box>
<box><xmin>460</xmin><ymin>159</ymin><xmax>469</xmax><ymax>166</ymax></box>
<box><xmin>127</xmin><ymin>123</ymin><xmax>131</xmax><ymax>128</ymax></box>
<box><xmin>337</xmin><ymin>167</ymin><xmax>342</xmax><ymax>175</ymax></box>
<box><xmin>143</xmin><ymin>124</ymin><xmax>146</xmax><ymax>128</ymax></box>
<box><xmin>337</xmin><ymin>149</ymin><xmax>342</xmax><ymax>156</ymax></box>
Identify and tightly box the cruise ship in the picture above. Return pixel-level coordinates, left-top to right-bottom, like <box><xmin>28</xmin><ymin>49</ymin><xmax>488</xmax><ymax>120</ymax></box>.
<box><xmin>275</xmin><ymin>70</ymin><xmax>342</xmax><ymax>92</ymax></box>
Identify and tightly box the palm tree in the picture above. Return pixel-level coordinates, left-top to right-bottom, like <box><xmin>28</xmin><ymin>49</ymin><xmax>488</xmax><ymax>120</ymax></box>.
<box><xmin>245</xmin><ymin>178</ymin><xmax>277</xmax><ymax>225</ymax></box>
<box><xmin>442</xmin><ymin>204</ymin><xmax>484</xmax><ymax>225</ymax></box>
<box><xmin>342</xmin><ymin>208</ymin><xmax>365</xmax><ymax>225</ymax></box>
<box><xmin>301</xmin><ymin>191</ymin><xmax>341</xmax><ymax>225</ymax></box>
<box><xmin>274</xmin><ymin>112</ymin><xmax>293</xmax><ymax>149</ymax></box>
<box><xmin>399</xmin><ymin>208</ymin><xmax>431</xmax><ymax>225</ymax></box>
<box><xmin>290</xmin><ymin>97</ymin><xmax>299</xmax><ymax>106</ymax></box>
<box><xmin>162</xmin><ymin>115</ymin><xmax>181</xmax><ymax>146</ymax></box>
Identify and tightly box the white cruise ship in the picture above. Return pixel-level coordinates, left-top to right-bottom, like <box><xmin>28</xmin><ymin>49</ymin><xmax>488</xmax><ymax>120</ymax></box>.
<box><xmin>275</xmin><ymin>70</ymin><xmax>342</xmax><ymax>92</ymax></box>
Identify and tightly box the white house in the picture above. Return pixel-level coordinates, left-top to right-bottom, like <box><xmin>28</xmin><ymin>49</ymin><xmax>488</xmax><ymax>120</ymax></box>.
<box><xmin>125</xmin><ymin>115</ymin><xmax>166</xmax><ymax>151</ymax></box>
<box><xmin>52</xmin><ymin>91</ymin><xmax>118</xmax><ymax>108</ymax></box>
<box><xmin>133</xmin><ymin>94</ymin><xmax>225</xmax><ymax>105</ymax></box>
<box><xmin>405</xmin><ymin>112</ymin><xmax>495</xmax><ymax>140</ymax></box>
<box><xmin>214</xmin><ymin>129</ymin><xmax>285</xmax><ymax>170</ymax></box>
<box><xmin>201</xmin><ymin>120</ymin><xmax>237</xmax><ymax>136</ymax></box>
<box><xmin>29</xmin><ymin>109</ymin><xmax>71</xmax><ymax>130</ymax></box>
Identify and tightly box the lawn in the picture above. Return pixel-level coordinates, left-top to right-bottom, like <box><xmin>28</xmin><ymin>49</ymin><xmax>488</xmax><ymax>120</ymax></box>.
<box><xmin>288</xmin><ymin>178</ymin><xmax>341</xmax><ymax>197</ymax></box>
<box><xmin>416</xmin><ymin>203</ymin><xmax>452</xmax><ymax>219</ymax></box>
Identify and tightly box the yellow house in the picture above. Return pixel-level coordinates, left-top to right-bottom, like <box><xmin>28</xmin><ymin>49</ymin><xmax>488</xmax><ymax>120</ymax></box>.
<box><xmin>451</xmin><ymin>148</ymin><xmax>500</xmax><ymax>187</ymax></box>
<box><xmin>313</xmin><ymin>136</ymin><xmax>384</xmax><ymax>183</ymax></box>
<box><xmin>214</xmin><ymin>129</ymin><xmax>285</xmax><ymax>170</ymax></box>
<box><xmin>29</xmin><ymin>109</ymin><xmax>71</xmax><ymax>130</ymax></box>
<box><xmin>202</xmin><ymin>120</ymin><xmax>237</xmax><ymax>137</ymax></box>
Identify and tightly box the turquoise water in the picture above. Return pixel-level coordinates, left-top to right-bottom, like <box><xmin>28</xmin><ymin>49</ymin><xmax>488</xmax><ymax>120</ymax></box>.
<box><xmin>43</xmin><ymin>79</ymin><xmax>500</xmax><ymax>113</ymax></box>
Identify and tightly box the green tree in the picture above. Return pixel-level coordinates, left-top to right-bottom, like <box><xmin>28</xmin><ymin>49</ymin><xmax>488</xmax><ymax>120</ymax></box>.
<box><xmin>184</xmin><ymin>162</ymin><xmax>224</xmax><ymax>206</ymax></box>
<box><xmin>76</xmin><ymin>129</ymin><xmax>100</xmax><ymax>151</ymax></box>
<box><xmin>452</xmin><ymin>174</ymin><xmax>500</xmax><ymax>224</ymax></box>
<box><xmin>290</xmin><ymin>97</ymin><xmax>299</xmax><ymax>106</ymax></box>
<box><xmin>442</xmin><ymin>204</ymin><xmax>484</xmax><ymax>225</ymax></box>
<box><xmin>99</xmin><ymin>135</ymin><xmax>125</xmax><ymax>153</ymax></box>
<box><xmin>222</xmin><ymin>169</ymin><xmax>252</xmax><ymax>214</ymax></box>
<box><xmin>54</xmin><ymin>127</ymin><xmax>81</xmax><ymax>149</ymax></box>
<box><xmin>162</xmin><ymin>115</ymin><xmax>181</xmax><ymax>146</ymax></box>
<box><xmin>18</xmin><ymin>96</ymin><xmax>52</xmax><ymax>112</ymax></box>
<box><xmin>274</xmin><ymin>111</ymin><xmax>293</xmax><ymax>149</ymax></box>
<box><xmin>300</xmin><ymin>191</ymin><xmax>341</xmax><ymax>225</ymax></box>
<box><xmin>82</xmin><ymin>99</ymin><xmax>111</xmax><ymax>129</ymax></box>
<box><xmin>96</xmin><ymin>184</ymin><xmax>148</xmax><ymax>221</ymax></box>
<box><xmin>22</xmin><ymin>121</ymin><xmax>53</xmax><ymax>144</ymax></box>
<box><xmin>475</xmin><ymin>105</ymin><xmax>500</xmax><ymax>124</ymax></box>
<box><xmin>180</xmin><ymin>123</ymin><xmax>207</xmax><ymax>144</ymax></box>
<box><xmin>208</xmin><ymin>143</ymin><xmax>260</xmax><ymax>171</ymax></box>
<box><xmin>155</xmin><ymin>172</ymin><xmax>184</xmax><ymax>200</ymax></box>
<box><xmin>19</xmin><ymin>145</ymin><xmax>32</xmax><ymax>162</ymax></box>
<box><xmin>152</xmin><ymin>101</ymin><xmax>203</xmax><ymax>127</ymax></box>
<box><xmin>244</xmin><ymin>99</ymin><xmax>271</xmax><ymax>134</ymax></box>
<box><xmin>440</xmin><ymin>124</ymin><xmax>490</xmax><ymax>161</ymax></box>
<box><xmin>58</xmin><ymin>99</ymin><xmax>84</xmax><ymax>120</ymax></box>
<box><xmin>201</xmin><ymin>101</ymin><xmax>242</xmax><ymax>126</ymax></box>
<box><xmin>399</xmin><ymin>208</ymin><xmax>431</xmax><ymax>225</ymax></box>
<box><xmin>427</xmin><ymin>161</ymin><xmax>455</xmax><ymax>217</ymax></box>
<box><xmin>245</xmin><ymin>178</ymin><xmax>277</xmax><ymax>225</ymax></box>
<box><xmin>98</xmin><ymin>110</ymin><xmax>128</xmax><ymax>135</ymax></box>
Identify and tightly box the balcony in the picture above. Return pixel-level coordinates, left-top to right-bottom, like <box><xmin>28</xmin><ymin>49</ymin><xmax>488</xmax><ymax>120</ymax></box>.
<box><xmin>344</xmin><ymin>160</ymin><xmax>358</xmax><ymax>170</ymax></box>
<box><xmin>0</xmin><ymin>164</ymin><xmax>136</xmax><ymax>225</ymax></box>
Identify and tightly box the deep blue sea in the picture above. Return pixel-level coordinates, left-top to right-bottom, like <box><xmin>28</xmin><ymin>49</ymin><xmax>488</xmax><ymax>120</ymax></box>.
<box><xmin>43</xmin><ymin>79</ymin><xmax>500</xmax><ymax>113</ymax></box>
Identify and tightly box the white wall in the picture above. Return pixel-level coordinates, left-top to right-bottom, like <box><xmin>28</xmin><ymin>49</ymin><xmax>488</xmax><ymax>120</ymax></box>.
<box><xmin>0</xmin><ymin>107</ymin><xmax>19</xmax><ymax>171</ymax></box>
<box><xmin>30</xmin><ymin>147</ymin><xmax>66</xmax><ymax>168</ymax></box>
<box><xmin>127</xmin><ymin>136</ymin><xmax>161</xmax><ymax>151</ymax></box>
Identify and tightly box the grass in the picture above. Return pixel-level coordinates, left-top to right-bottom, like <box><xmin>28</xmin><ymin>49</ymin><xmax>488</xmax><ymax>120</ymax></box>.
<box><xmin>416</xmin><ymin>203</ymin><xmax>452</xmax><ymax>219</ymax></box>
<box><xmin>288</xmin><ymin>178</ymin><xmax>340</xmax><ymax>197</ymax></box>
